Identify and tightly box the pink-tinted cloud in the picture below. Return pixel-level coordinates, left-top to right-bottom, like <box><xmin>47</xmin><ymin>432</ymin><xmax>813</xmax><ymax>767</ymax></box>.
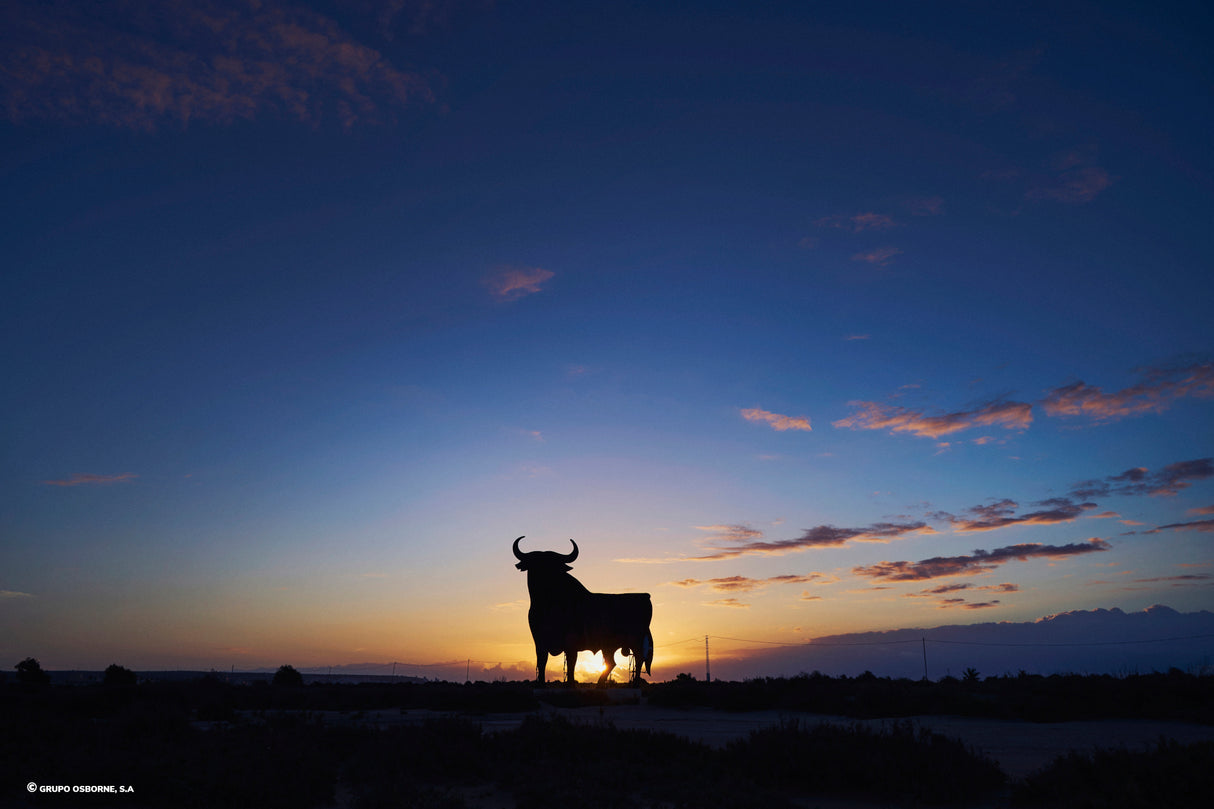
<box><xmin>850</xmin><ymin>247</ymin><xmax>903</xmax><ymax>266</ymax></box>
<box><xmin>42</xmin><ymin>473</ymin><xmax>138</xmax><ymax>487</ymax></box>
<box><xmin>1191</xmin><ymin>505</ymin><xmax>1214</xmax><ymax>516</ymax></box>
<box><xmin>815</xmin><ymin>212</ymin><xmax>897</xmax><ymax>232</ymax></box>
<box><xmin>707</xmin><ymin>598</ymin><xmax>749</xmax><ymax>608</ymax></box>
<box><xmin>1042</xmin><ymin>362</ymin><xmax>1214</xmax><ymax>423</ymax></box>
<box><xmin>1027</xmin><ymin>165</ymin><xmax>1114</xmax><ymax>203</ymax></box>
<box><xmin>1154</xmin><ymin>518</ymin><xmax>1214</xmax><ymax>533</ymax></box>
<box><xmin>910</xmin><ymin>582</ymin><xmax>1020</xmax><ymax>596</ymax></box>
<box><xmin>1128</xmin><ymin>574</ymin><xmax>1212</xmax><ymax>584</ymax></box>
<box><xmin>936</xmin><ymin>497</ymin><xmax>1097</xmax><ymax>533</ymax></box>
<box><xmin>670</xmin><ymin>572</ymin><xmax>834</xmax><ymax>593</ymax></box>
<box><xmin>905</xmin><ymin>196</ymin><xmax>944</xmax><ymax>216</ymax></box>
<box><xmin>486</xmin><ymin>267</ymin><xmax>555</xmax><ymax>301</ymax></box>
<box><xmin>853</xmin><ymin>538</ymin><xmax>1111</xmax><ymax>582</ymax></box>
<box><xmin>904</xmin><ymin>581</ymin><xmax>1018</xmax><ymax>609</ymax></box>
<box><xmin>2</xmin><ymin>1</ymin><xmax>434</xmax><ymax>130</ymax></box>
<box><xmin>696</xmin><ymin>524</ymin><xmax>764</xmax><ymax>542</ymax></box>
<box><xmin>693</xmin><ymin>522</ymin><xmax>936</xmax><ymax>560</ymax></box>
<box><xmin>1070</xmin><ymin>458</ymin><xmax>1214</xmax><ymax>499</ymax></box>
<box><xmin>740</xmin><ymin>408</ymin><xmax>812</xmax><ymax>432</ymax></box>
<box><xmin>833</xmin><ymin>399</ymin><xmax>1032</xmax><ymax>439</ymax></box>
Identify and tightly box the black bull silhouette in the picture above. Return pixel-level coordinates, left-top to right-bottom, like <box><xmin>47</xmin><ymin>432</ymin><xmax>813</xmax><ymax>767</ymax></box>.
<box><xmin>513</xmin><ymin>536</ymin><xmax>654</xmax><ymax>684</ymax></box>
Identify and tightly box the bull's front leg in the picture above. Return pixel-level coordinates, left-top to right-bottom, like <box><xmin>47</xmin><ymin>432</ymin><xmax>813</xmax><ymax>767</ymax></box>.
<box><xmin>597</xmin><ymin>649</ymin><xmax>617</xmax><ymax>686</ymax></box>
<box><xmin>535</xmin><ymin>646</ymin><xmax>548</xmax><ymax>684</ymax></box>
<box><xmin>565</xmin><ymin>650</ymin><xmax>577</xmax><ymax>684</ymax></box>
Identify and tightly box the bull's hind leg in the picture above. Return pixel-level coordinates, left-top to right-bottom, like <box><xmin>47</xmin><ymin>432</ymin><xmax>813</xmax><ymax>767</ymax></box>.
<box><xmin>597</xmin><ymin>650</ymin><xmax>617</xmax><ymax>686</ymax></box>
<box><xmin>565</xmin><ymin>650</ymin><xmax>577</xmax><ymax>684</ymax></box>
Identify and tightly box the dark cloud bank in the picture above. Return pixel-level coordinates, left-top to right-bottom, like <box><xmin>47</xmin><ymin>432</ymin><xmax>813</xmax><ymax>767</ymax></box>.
<box><xmin>706</xmin><ymin>606</ymin><xmax>1214</xmax><ymax>681</ymax></box>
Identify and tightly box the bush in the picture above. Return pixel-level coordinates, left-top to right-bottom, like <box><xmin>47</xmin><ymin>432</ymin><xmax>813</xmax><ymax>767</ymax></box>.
<box><xmin>727</xmin><ymin>718</ymin><xmax>1005</xmax><ymax>804</ymax></box>
<box><xmin>104</xmin><ymin>663</ymin><xmax>138</xmax><ymax>687</ymax></box>
<box><xmin>1013</xmin><ymin>739</ymin><xmax>1214</xmax><ymax>808</ymax></box>
<box><xmin>271</xmin><ymin>665</ymin><xmax>304</xmax><ymax>688</ymax></box>
<box><xmin>15</xmin><ymin>657</ymin><xmax>50</xmax><ymax>686</ymax></box>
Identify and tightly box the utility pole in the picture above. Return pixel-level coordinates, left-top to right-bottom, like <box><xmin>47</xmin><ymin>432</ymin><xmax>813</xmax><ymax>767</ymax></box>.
<box><xmin>705</xmin><ymin>635</ymin><xmax>711</xmax><ymax>683</ymax></box>
<box><xmin>921</xmin><ymin>637</ymin><xmax>928</xmax><ymax>680</ymax></box>
<box><xmin>466</xmin><ymin>659</ymin><xmax>471</xmax><ymax>682</ymax></box>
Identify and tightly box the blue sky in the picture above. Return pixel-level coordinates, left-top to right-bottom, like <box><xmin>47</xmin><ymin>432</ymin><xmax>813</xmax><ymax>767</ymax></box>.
<box><xmin>2</xmin><ymin>0</ymin><xmax>1212</xmax><ymax>678</ymax></box>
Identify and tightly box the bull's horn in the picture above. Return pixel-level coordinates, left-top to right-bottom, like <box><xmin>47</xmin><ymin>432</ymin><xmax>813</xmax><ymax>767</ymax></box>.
<box><xmin>559</xmin><ymin>539</ymin><xmax>579</xmax><ymax>563</ymax></box>
<box><xmin>512</xmin><ymin>536</ymin><xmax>526</xmax><ymax>560</ymax></box>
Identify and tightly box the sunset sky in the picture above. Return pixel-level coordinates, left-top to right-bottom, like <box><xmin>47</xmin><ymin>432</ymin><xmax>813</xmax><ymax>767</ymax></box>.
<box><xmin>3</xmin><ymin>0</ymin><xmax>1212</xmax><ymax>680</ymax></box>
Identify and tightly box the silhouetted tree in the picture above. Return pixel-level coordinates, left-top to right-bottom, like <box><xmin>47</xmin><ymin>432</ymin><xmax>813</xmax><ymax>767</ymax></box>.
<box><xmin>103</xmin><ymin>663</ymin><xmax>137</xmax><ymax>686</ymax></box>
<box><xmin>272</xmin><ymin>664</ymin><xmax>304</xmax><ymax>687</ymax></box>
<box><xmin>15</xmin><ymin>657</ymin><xmax>50</xmax><ymax>686</ymax></box>
<box><xmin>963</xmin><ymin>667</ymin><xmax>981</xmax><ymax>683</ymax></box>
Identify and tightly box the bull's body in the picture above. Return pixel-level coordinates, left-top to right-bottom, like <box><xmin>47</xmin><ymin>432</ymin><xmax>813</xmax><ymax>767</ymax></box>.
<box><xmin>514</xmin><ymin>536</ymin><xmax>654</xmax><ymax>685</ymax></box>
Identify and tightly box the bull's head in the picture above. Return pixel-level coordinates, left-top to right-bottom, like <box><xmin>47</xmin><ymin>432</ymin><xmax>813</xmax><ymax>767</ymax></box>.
<box><xmin>513</xmin><ymin>535</ymin><xmax>578</xmax><ymax>572</ymax></box>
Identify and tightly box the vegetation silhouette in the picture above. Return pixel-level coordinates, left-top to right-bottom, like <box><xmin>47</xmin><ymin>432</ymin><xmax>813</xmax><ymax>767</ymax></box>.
<box><xmin>4</xmin><ymin>671</ymin><xmax>1212</xmax><ymax>807</ymax></box>
<box><xmin>272</xmin><ymin>664</ymin><xmax>304</xmax><ymax>688</ymax></box>
<box><xmin>103</xmin><ymin>663</ymin><xmax>137</xmax><ymax>687</ymax></box>
<box><xmin>513</xmin><ymin>536</ymin><xmax>653</xmax><ymax>685</ymax></box>
<box><xmin>14</xmin><ymin>657</ymin><xmax>50</xmax><ymax>686</ymax></box>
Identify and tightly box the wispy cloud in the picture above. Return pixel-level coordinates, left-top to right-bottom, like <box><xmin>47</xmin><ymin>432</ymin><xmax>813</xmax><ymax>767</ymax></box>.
<box><xmin>833</xmin><ymin>399</ymin><xmax>1032</xmax><ymax>439</ymax></box>
<box><xmin>1126</xmin><ymin>574</ymin><xmax>1212</xmax><ymax>584</ymax></box>
<box><xmin>2</xmin><ymin>0</ymin><xmax>435</xmax><ymax>130</ymax></box>
<box><xmin>905</xmin><ymin>196</ymin><xmax>944</xmax><ymax>216</ymax></box>
<box><xmin>1070</xmin><ymin>458</ymin><xmax>1214</xmax><ymax>499</ymax></box>
<box><xmin>935</xmin><ymin>498</ymin><xmax>1097</xmax><ymax>533</ymax></box>
<box><xmin>1027</xmin><ymin>166</ymin><xmax>1114</xmax><ymax>203</ymax></box>
<box><xmin>693</xmin><ymin>522</ymin><xmax>936</xmax><ymax>561</ymax></box>
<box><xmin>670</xmin><ymin>572</ymin><xmax>834</xmax><ymax>593</ymax></box>
<box><xmin>1153</xmin><ymin>518</ymin><xmax>1214</xmax><ymax>533</ymax></box>
<box><xmin>486</xmin><ymin>267</ymin><xmax>555</xmax><ymax>301</ymax></box>
<box><xmin>853</xmin><ymin>538</ymin><xmax>1111</xmax><ymax>582</ymax></box>
<box><xmin>1</xmin><ymin>590</ymin><xmax>34</xmax><ymax>599</ymax></box>
<box><xmin>905</xmin><ymin>581</ymin><xmax>1018</xmax><ymax>609</ymax></box>
<box><xmin>850</xmin><ymin>247</ymin><xmax>902</xmax><ymax>266</ymax></box>
<box><xmin>1042</xmin><ymin>362</ymin><xmax>1214</xmax><ymax>423</ymax></box>
<box><xmin>707</xmin><ymin>598</ymin><xmax>749</xmax><ymax>608</ymax></box>
<box><xmin>696</xmin><ymin>524</ymin><xmax>765</xmax><ymax>543</ymax></box>
<box><xmin>740</xmin><ymin>408</ymin><xmax>812</xmax><ymax>432</ymax></box>
<box><xmin>816</xmin><ymin>212</ymin><xmax>898</xmax><ymax>232</ymax></box>
<box><xmin>42</xmin><ymin>473</ymin><xmax>138</xmax><ymax>487</ymax></box>
<box><xmin>1090</xmin><ymin>573</ymin><xmax>1213</xmax><ymax>590</ymax></box>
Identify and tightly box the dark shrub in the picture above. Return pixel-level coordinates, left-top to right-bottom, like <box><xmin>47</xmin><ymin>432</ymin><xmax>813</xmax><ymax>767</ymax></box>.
<box><xmin>15</xmin><ymin>657</ymin><xmax>50</xmax><ymax>686</ymax></box>
<box><xmin>271</xmin><ymin>664</ymin><xmax>304</xmax><ymax>687</ymax></box>
<box><xmin>727</xmin><ymin>718</ymin><xmax>1005</xmax><ymax>805</ymax></box>
<box><xmin>1013</xmin><ymin>739</ymin><xmax>1214</xmax><ymax>808</ymax></box>
<box><xmin>104</xmin><ymin>663</ymin><xmax>138</xmax><ymax>687</ymax></box>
